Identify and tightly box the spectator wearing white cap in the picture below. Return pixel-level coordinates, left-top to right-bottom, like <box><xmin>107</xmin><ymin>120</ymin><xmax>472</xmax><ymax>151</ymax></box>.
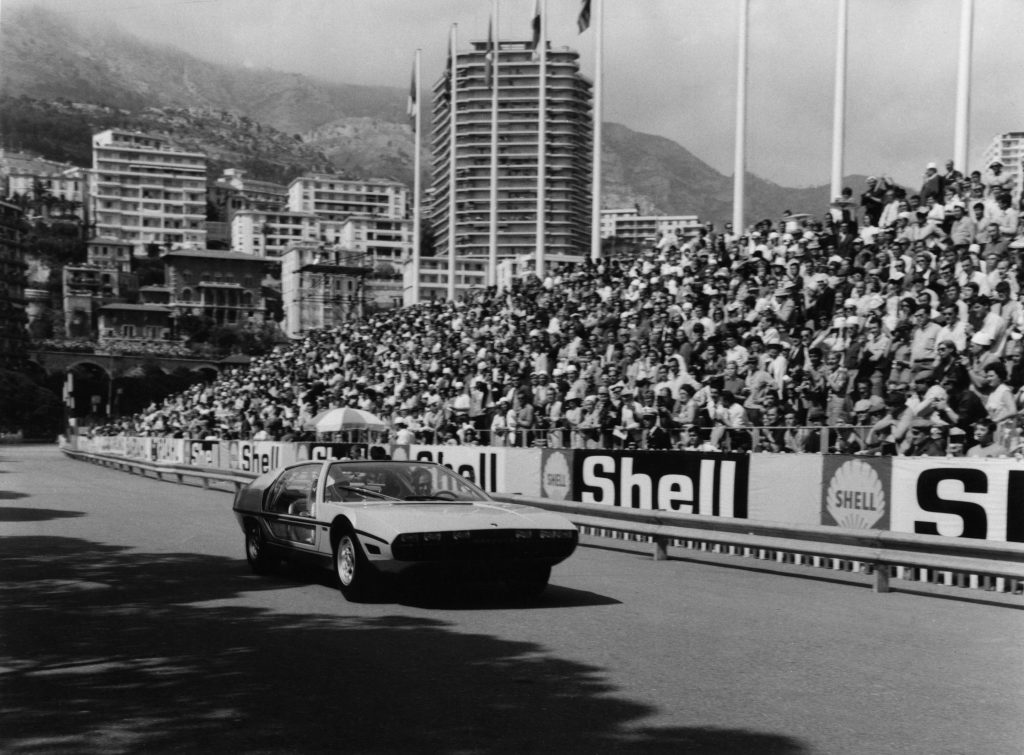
<box><xmin>920</xmin><ymin>162</ymin><xmax>945</xmax><ymax>205</ymax></box>
<box><xmin>984</xmin><ymin>161</ymin><xmax>1014</xmax><ymax>199</ymax></box>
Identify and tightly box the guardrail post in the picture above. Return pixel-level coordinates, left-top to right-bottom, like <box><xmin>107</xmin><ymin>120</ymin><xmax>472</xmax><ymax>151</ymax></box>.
<box><xmin>652</xmin><ymin>535</ymin><xmax>669</xmax><ymax>561</ymax></box>
<box><xmin>873</xmin><ymin>562</ymin><xmax>890</xmax><ymax>593</ymax></box>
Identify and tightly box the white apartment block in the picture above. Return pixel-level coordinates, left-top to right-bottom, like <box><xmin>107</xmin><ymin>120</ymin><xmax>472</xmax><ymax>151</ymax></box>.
<box><xmin>332</xmin><ymin>215</ymin><xmax>412</xmax><ymax>266</ymax></box>
<box><xmin>401</xmin><ymin>255</ymin><xmax>489</xmax><ymax>306</ymax></box>
<box><xmin>287</xmin><ymin>174</ymin><xmax>408</xmax><ymax>221</ymax></box>
<box><xmin>89</xmin><ymin>129</ymin><xmax>207</xmax><ymax>254</ymax></box>
<box><xmin>216</xmin><ymin>168</ymin><xmax>289</xmax><ymax>209</ymax></box>
<box><xmin>980</xmin><ymin>131</ymin><xmax>1023</xmax><ymax>203</ymax></box>
<box><xmin>4</xmin><ymin>163</ymin><xmax>86</xmax><ymax>207</ymax></box>
<box><xmin>231</xmin><ymin>208</ymin><xmax>319</xmax><ymax>257</ymax></box>
<box><xmin>600</xmin><ymin>207</ymin><xmax>702</xmax><ymax>247</ymax></box>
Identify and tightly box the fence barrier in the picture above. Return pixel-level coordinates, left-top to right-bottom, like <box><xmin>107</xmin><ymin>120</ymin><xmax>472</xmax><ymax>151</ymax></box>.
<box><xmin>61</xmin><ymin>444</ymin><xmax>1024</xmax><ymax>600</ymax></box>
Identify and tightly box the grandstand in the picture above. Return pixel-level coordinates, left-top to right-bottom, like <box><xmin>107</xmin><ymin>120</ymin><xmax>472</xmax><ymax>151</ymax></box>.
<box><xmin>93</xmin><ymin>166</ymin><xmax>1024</xmax><ymax>457</ymax></box>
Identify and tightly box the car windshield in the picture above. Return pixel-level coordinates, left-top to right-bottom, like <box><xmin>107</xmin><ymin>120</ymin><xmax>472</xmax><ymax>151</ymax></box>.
<box><xmin>323</xmin><ymin>461</ymin><xmax>491</xmax><ymax>502</ymax></box>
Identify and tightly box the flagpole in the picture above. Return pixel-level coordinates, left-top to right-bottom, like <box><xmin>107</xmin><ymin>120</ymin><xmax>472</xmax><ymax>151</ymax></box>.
<box><xmin>829</xmin><ymin>0</ymin><xmax>848</xmax><ymax>203</ymax></box>
<box><xmin>953</xmin><ymin>0</ymin><xmax>974</xmax><ymax>173</ymax></box>
<box><xmin>447</xmin><ymin>24</ymin><xmax>458</xmax><ymax>301</ymax></box>
<box><xmin>534</xmin><ymin>0</ymin><xmax>546</xmax><ymax>279</ymax></box>
<box><xmin>412</xmin><ymin>48</ymin><xmax>422</xmax><ymax>304</ymax></box>
<box><xmin>488</xmin><ymin>0</ymin><xmax>500</xmax><ymax>288</ymax></box>
<box><xmin>589</xmin><ymin>0</ymin><xmax>602</xmax><ymax>262</ymax></box>
<box><xmin>732</xmin><ymin>0</ymin><xmax>748</xmax><ymax>235</ymax></box>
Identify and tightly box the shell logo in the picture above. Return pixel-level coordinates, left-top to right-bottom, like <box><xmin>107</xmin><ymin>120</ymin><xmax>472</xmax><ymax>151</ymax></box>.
<box><xmin>825</xmin><ymin>459</ymin><xmax>887</xmax><ymax>529</ymax></box>
<box><xmin>542</xmin><ymin>451</ymin><xmax>571</xmax><ymax>500</ymax></box>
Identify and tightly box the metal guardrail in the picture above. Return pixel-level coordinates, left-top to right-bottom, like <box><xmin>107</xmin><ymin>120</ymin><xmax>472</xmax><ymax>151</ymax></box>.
<box><xmin>63</xmin><ymin>448</ymin><xmax>257</xmax><ymax>491</ymax></box>
<box><xmin>62</xmin><ymin>447</ymin><xmax>1024</xmax><ymax>597</ymax></box>
<box><xmin>491</xmin><ymin>494</ymin><xmax>1024</xmax><ymax>596</ymax></box>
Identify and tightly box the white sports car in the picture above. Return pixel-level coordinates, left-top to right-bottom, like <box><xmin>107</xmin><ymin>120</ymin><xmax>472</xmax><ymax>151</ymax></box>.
<box><xmin>232</xmin><ymin>459</ymin><xmax>578</xmax><ymax>601</ymax></box>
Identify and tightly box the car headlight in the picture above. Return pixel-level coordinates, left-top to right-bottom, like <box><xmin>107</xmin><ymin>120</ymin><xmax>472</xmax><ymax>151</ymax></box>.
<box><xmin>515</xmin><ymin>530</ymin><xmax>533</xmax><ymax>539</ymax></box>
<box><xmin>422</xmin><ymin>532</ymin><xmax>442</xmax><ymax>543</ymax></box>
<box><xmin>452</xmin><ymin>530</ymin><xmax>471</xmax><ymax>541</ymax></box>
<box><xmin>395</xmin><ymin>533</ymin><xmax>420</xmax><ymax>545</ymax></box>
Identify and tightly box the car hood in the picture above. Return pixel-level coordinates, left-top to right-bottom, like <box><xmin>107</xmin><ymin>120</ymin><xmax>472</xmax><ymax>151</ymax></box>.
<box><xmin>349</xmin><ymin>499</ymin><xmax>575</xmax><ymax>534</ymax></box>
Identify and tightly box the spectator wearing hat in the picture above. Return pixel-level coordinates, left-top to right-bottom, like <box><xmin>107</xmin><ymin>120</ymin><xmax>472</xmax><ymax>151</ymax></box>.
<box><xmin>906</xmin><ymin>370</ymin><xmax>947</xmax><ymax>422</ymax></box>
<box><xmin>866</xmin><ymin>392</ymin><xmax>912</xmax><ymax>455</ymax></box>
<box><xmin>984</xmin><ymin>161</ymin><xmax>1013</xmax><ymax>200</ymax></box>
<box><xmin>903</xmin><ymin>419</ymin><xmax>939</xmax><ymax>456</ymax></box>
<box><xmin>920</xmin><ymin>162</ymin><xmax>945</xmax><ymax>205</ymax></box>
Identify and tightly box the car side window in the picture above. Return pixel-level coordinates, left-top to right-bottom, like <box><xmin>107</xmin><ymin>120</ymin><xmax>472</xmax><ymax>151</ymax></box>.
<box><xmin>265</xmin><ymin>465</ymin><xmax>321</xmax><ymax>514</ymax></box>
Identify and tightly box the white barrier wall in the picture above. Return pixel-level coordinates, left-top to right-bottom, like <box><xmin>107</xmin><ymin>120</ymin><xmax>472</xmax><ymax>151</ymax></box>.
<box><xmin>70</xmin><ymin>435</ymin><xmax>1024</xmax><ymax>542</ymax></box>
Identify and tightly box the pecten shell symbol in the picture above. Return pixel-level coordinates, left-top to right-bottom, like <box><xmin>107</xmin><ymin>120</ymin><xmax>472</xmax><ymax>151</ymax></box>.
<box><xmin>826</xmin><ymin>459</ymin><xmax>886</xmax><ymax>529</ymax></box>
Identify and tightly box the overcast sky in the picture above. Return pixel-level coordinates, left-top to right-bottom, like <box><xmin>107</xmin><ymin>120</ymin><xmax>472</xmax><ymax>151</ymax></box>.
<box><xmin>12</xmin><ymin>0</ymin><xmax>1024</xmax><ymax>189</ymax></box>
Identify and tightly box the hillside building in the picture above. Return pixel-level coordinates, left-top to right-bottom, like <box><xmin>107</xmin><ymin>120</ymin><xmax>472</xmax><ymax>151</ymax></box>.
<box><xmin>428</xmin><ymin>40</ymin><xmax>592</xmax><ymax>263</ymax></box>
<box><xmin>89</xmin><ymin>129</ymin><xmax>207</xmax><ymax>254</ymax></box>
<box><xmin>231</xmin><ymin>209</ymin><xmax>319</xmax><ymax>257</ymax></box>
<box><xmin>1</xmin><ymin>151</ymin><xmax>86</xmax><ymax>207</ymax></box>
<box><xmin>287</xmin><ymin>175</ymin><xmax>408</xmax><ymax>221</ymax></box>
<box><xmin>600</xmin><ymin>208</ymin><xmax>702</xmax><ymax>248</ymax></box>
<box><xmin>162</xmin><ymin>248</ymin><xmax>265</xmax><ymax>327</ymax></box>
<box><xmin>280</xmin><ymin>244</ymin><xmax>372</xmax><ymax>337</ymax></box>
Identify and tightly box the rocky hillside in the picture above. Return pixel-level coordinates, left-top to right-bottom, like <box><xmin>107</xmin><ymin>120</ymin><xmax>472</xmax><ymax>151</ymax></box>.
<box><xmin>0</xmin><ymin>4</ymin><xmax>855</xmax><ymax>223</ymax></box>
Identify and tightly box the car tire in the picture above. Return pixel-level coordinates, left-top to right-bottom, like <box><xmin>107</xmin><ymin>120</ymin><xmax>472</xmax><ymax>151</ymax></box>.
<box><xmin>509</xmin><ymin>565</ymin><xmax>551</xmax><ymax>599</ymax></box>
<box><xmin>245</xmin><ymin>521</ymin><xmax>274</xmax><ymax>575</ymax></box>
<box><xmin>334</xmin><ymin>528</ymin><xmax>378</xmax><ymax>602</ymax></box>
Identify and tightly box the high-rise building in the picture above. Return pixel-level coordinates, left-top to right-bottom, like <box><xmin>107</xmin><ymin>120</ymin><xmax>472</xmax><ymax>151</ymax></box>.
<box><xmin>89</xmin><ymin>130</ymin><xmax>207</xmax><ymax>254</ymax></box>
<box><xmin>428</xmin><ymin>40</ymin><xmax>592</xmax><ymax>261</ymax></box>
<box><xmin>980</xmin><ymin>131</ymin><xmax>1023</xmax><ymax>202</ymax></box>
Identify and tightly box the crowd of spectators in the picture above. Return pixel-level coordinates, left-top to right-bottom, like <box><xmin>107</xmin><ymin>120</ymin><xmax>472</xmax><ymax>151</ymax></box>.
<box><xmin>95</xmin><ymin>158</ymin><xmax>1024</xmax><ymax>457</ymax></box>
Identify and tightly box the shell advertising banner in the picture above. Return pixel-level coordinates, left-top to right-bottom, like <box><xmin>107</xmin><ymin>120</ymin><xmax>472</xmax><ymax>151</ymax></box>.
<box><xmin>820</xmin><ymin>456</ymin><xmax>892</xmax><ymax>531</ymax></box>
<box><xmin>889</xmin><ymin>458</ymin><xmax>1024</xmax><ymax>543</ymax></box>
<box><xmin>565</xmin><ymin>449</ymin><xmax>749</xmax><ymax>518</ymax></box>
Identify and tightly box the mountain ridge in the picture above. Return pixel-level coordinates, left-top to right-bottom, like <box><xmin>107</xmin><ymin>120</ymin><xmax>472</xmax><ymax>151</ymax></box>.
<box><xmin>0</xmin><ymin>5</ymin><xmax>857</xmax><ymax>224</ymax></box>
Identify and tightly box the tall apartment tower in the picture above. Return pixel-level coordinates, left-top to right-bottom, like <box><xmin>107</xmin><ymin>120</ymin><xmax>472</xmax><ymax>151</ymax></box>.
<box><xmin>89</xmin><ymin>130</ymin><xmax>207</xmax><ymax>254</ymax></box>
<box><xmin>429</xmin><ymin>40</ymin><xmax>592</xmax><ymax>260</ymax></box>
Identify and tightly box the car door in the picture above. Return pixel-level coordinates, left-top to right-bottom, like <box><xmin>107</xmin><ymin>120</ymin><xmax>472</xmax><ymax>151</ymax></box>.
<box><xmin>263</xmin><ymin>463</ymin><xmax>322</xmax><ymax>550</ymax></box>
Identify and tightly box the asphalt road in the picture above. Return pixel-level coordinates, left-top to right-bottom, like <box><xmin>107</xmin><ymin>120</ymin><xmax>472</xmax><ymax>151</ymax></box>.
<box><xmin>1</xmin><ymin>445</ymin><xmax>1022</xmax><ymax>754</ymax></box>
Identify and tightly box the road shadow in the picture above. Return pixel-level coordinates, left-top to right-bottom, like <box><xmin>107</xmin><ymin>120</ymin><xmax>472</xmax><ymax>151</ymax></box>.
<box><xmin>0</xmin><ymin>506</ymin><xmax>83</xmax><ymax>522</ymax></box>
<box><xmin>0</xmin><ymin>535</ymin><xmax>808</xmax><ymax>754</ymax></box>
<box><xmin>0</xmin><ymin>491</ymin><xmax>30</xmax><ymax>500</ymax></box>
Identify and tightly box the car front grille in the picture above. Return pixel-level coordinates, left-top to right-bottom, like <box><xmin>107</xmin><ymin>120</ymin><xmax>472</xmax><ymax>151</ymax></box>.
<box><xmin>392</xmin><ymin>529</ymin><xmax>578</xmax><ymax>562</ymax></box>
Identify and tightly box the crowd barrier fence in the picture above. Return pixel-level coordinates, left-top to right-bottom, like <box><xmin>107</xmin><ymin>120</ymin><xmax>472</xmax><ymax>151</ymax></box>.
<box><xmin>60</xmin><ymin>434</ymin><xmax>1024</xmax><ymax>599</ymax></box>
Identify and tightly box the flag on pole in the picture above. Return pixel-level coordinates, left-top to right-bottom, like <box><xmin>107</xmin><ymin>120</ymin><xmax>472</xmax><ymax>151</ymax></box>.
<box><xmin>406</xmin><ymin>62</ymin><xmax>417</xmax><ymax>126</ymax></box>
<box><xmin>484</xmin><ymin>16</ymin><xmax>495</xmax><ymax>90</ymax></box>
<box><xmin>577</xmin><ymin>0</ymin><xmax>591</xmax><ymax>33</ymax></box>
<box><xmin>530</xmin><ymin>0</ymin><xmax>541</xmax><ymax>56</ymax></box>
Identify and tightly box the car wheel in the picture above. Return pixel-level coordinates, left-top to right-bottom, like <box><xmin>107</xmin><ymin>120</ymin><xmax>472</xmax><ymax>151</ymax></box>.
<box><xmin>334</xmin><ymin>529</ymin><xmax>378</xmax><ymax>602</ymax></box>
<box><xmin>245</xmin><ymin>521</ymin><xmax>274</xmax><ymax>575</ymax></box>
<box><xmin>509</xmin><ymin>565</ymin><xmax>551</xmax><ymax>599</ymax></box>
